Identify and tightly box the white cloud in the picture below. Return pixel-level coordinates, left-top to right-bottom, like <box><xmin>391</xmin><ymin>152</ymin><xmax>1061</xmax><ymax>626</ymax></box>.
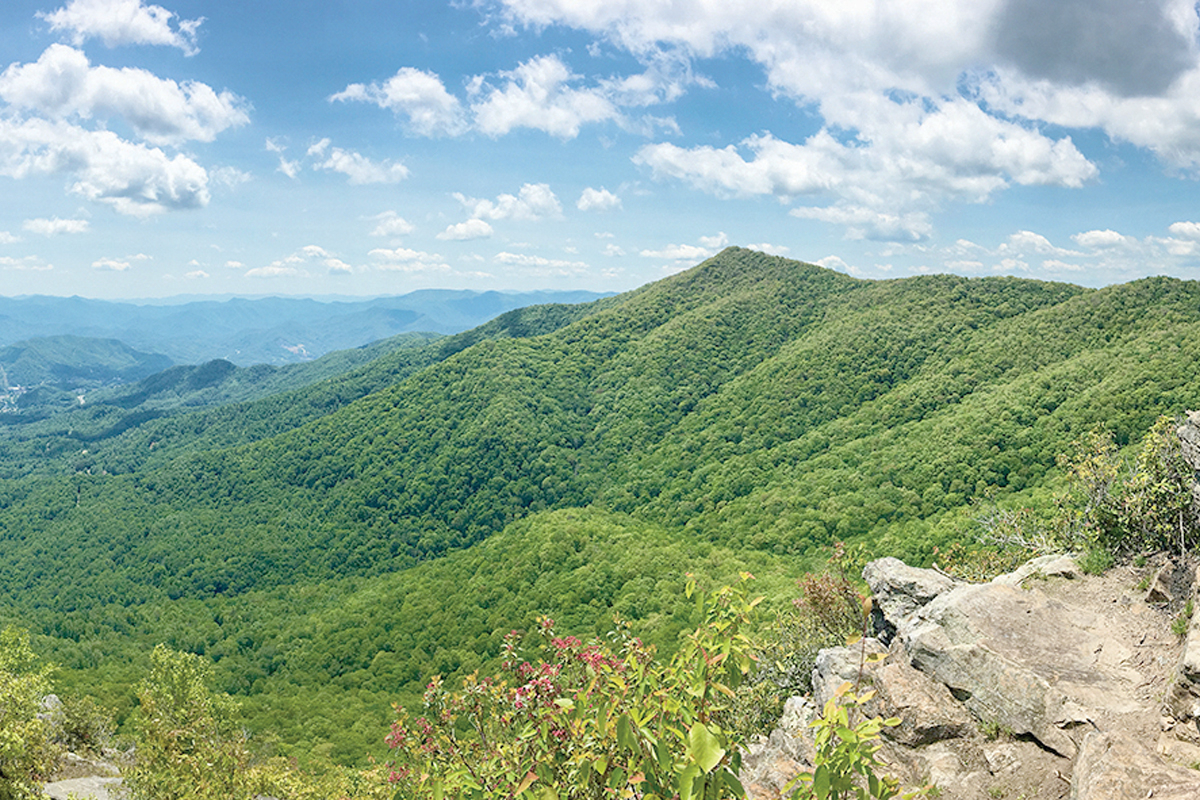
<box><xmin>437</xmin><ymin>219</ymin><xmax>494</xmax><ymax>240</ymax></box>
<box><xmin>815</xmin><ymin>255</ymin><xmax>852</xmax><ymax>272</ymax></box>
<box><xmin>265</xmin><ymin>139</ymin><xmax>299</xmax><ymax>178</ymax></box>
<box><xmin>997</xmin><ymin>257</ymin><xmax>1030</xmax><ymax>272</ymax></box>
<box><xmin>224</xmin><ymin>260</ymin><xmax>243</xmax><ymax>269</ymax></box>
<box><xmin>0</xmin><ymin>45</ymin><xmax>248</xmax><ymax>146</ymax></box>
<box><xmin>747</xmin><ymin>242</ymin><xmax>790</xmax><ymax>255</ymax></box>
<box><xmin>493</xmin><ymin>251</ymin><xmax>589</xmax><ymax>274</ymax></box>
<box><xmin>0</xmin><ymin>231</ymin><xmax>18</xmax><ymax>244</ymax></box>
<box><xmin>471</xmin><ymin>55</ymin><xmax>619</xmax><ymax>139</ymax></box>
<box><xmin>1041</xmin><ymin>258</ymin><xmax>1084</xmax><ymax>272</ymax></box>
<box><xmin>368</xmin><ymin>247</ymin><xmax>452</xmax><ymax>273</ymax></box>
<box><xmin>40</xmin><ymin>0</ymin><xmax>204</xmax><ymax>55</ymax></box>
<box><xmin>23</xmin><ymin>216</ymin><xmax>90</xmax><ymax>235</ymax></box>
<box><xmin>331</xmin><ymin>67</ymin><xmax>468</xmax><ymax>136</ymax></box>
<box><xmin>369</xmin><ymin>211</ymin><xmax>415</xmax><ymax>237</ymax></box>
<box><xmin>184</xmin><ymin>269</ymin><xmax>208</xmax><ymax>279</ymax></box>
<box><xmin>493</xmin><ymin>1</ymin><xmax>1141</xmax><ymax>238</ymax></box>
<box><xmin>0</xmin><ymin>117</ymin><xmax>210</xmax><ymax>217</ymax></box>
<box><xmin>246</xmin><ymin>245</ymin><xmax>343</xmax><ymax>278</ymax></box>
<box><xmin>92</xmin><ymin>257</ymin><xmax>130</xmax><ymax>271</ymax></box>
<box><xmin>245</xmin><ymin>265</ymin><xmax>298</xmax><ymax>278</ymax></box>
<box><xmin>312</xmin><ymin>145</ymin><xmax>408</xmax><ymax>184</ymax></box>
<box><xmin>603</xmin><ymin>243</ymin><xmax>626</xmax><ymax>256</ymax></box>
<box><xmin>455</xmin><ymin>183</ymin><xmax>562</xmax><ymax>221</ymax></box>
<box><xmin>325</xmin><ymin>258</ymin><xmax>353</xmax><ymax>275</ymax></box>
<box><xmin>1168</xmin><ymin>221</ymin><xmax>1200</xmax><ymax>240</ymax></box>
<box><xmin>634</xmin><ymin>103</ymin><xmax>1094</xmax><ymax>240</ymax></box>
<box><xmin>1072</xmin><ymin>229</ymin><xmax>1137</xmax><ymax>249</ymax></box>
<box><xmin>1000</xmin><ymin>230</ymin><xmax>1083</xmax><ymax>257</ymax></box>
<box><xmin>791</xmin><ymin>204</ymin><xmax>933</xmax><ymax>242</ymax></box>
<box><xmin>577</xmin><ymin>186</ymin><xmax>622</xmax><ymax>211</ymax></box>
<box><xmin>640</xmin><ymin>233</ymin><xmax>726</xmax><ymax>261</ymax></box>
<box><xmin>0</xmin><ymin>256</ymin><xmax>54</xmax><ymax>271</ymax></box>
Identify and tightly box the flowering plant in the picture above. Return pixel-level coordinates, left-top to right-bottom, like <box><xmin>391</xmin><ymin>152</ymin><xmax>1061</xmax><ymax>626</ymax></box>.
<box><xmin>385</xmin><ymin>575</ymin><xmax>762</xmax><ymax>800</ymax></box>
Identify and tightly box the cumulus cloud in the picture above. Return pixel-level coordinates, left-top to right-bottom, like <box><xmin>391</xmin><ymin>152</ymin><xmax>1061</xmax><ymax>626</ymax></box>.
<box><xmin>247</xmin><ymin>245</ymin><xmax>347</xmax><ymax>278</ymax></box>
<box><xmin>0</xmin><ymin>231</ymin><xmax>19</xmax><ymax>244</ymax></box>
<box><xmin>471</xmin><ymin>55</ymin><xmax>618</xmax><ymax>138</ymax></box>
<box><xmin>490</xmin><ymin>0</ymin><xmax>1200</xmax><ymax>235</ymax></box>
<box><xmin>1072</xmin><ymin>229</ymin><xmax>1137</xmax><ymax>249</ymax></box>
<box><xmin>23</xmin><ymin>216</ymin><xmax>89</xmax><ymax>235</ymax></box>
<box><xmin>747</xmin><ymin>242</ymin><xmax>790</xmax><ymax>255</ymax></box>
<box><xmin>0</xmin><ymin>118</ymin><xmax>210</xmax><ymax>216</ymax></box>
<box><xmin>307</xmin><ymin>139</ymin><xmax>408</xmax><ymax>184</ymax></box>
<box><xmin>493</xmin><ymin>251</ymin><xmax>590</xmax><ymax>274</ymax></box>
<box><xmin>266</xmin><ymin>138</ymin><xmax>299</xmax><ymax>178</ymax></box>
<box><xmin>368</xmin><ymin>247</ymin><xmax>452</xmax><ymax>273</ymax></box>
<box><xmin>184</xmin><ymin>269</ymin><xmax>208</xmax><ymax>279</ymax></box>
<box><xmin>330</xmin><ymin>67</ymin><xmax>468</xmax><ymax>136</ymax></box>
<box><xmin>0</xmin><ymin>45</ymin><xmax>247</xmax><ymax>146</ymax></box>
<box><xmin>634</xmin><ymin>101</ymin><xmax>1095</xmax><ymax>239</ymax></box>
<box><xmin>333</xmin><ymin>53</ymin><xmax>692</xmax><ymax>140</ymax></box>
<box><xmin>577</xmin><ymin>186</ymin><xmax>622</xmax><ymax>211</ymax></box>
<box><xmin>1168</xmin><ymin>221</ymin><xmax>1200</xmax><ymax>240</ymax></box>
<box><xmin>369</xmin><ymin>211</ymin><xmax>415</xmax><ymax>237</ymax></box>
<box><xmin>455</xmin><ymin>182</ymin><xmax>562</xmax><ymax>221</ymax></box>
<box><xmin>0</xmin><ymin>256</ymin><xmax>53</xmax><ymax>271</ymax></box>
<box><xmin>39</xmin><ymin>0</ymin><xmax>204</xmax><ymax>55</ymax></box>
<box><xmin>640</xmin><ymin>232</ymin><xmax>727</xmax><ymax>261</ymax></box>
<box><xmin>437</xmin><ymin>219</ymin><xmax>494</xmax><ymax>240</ymax></box>
<box><xmin>92</xmin><ymin>257</ymin><xmax>130</xmax><ymax>271</ymax></box>
<box><xmin>1001</xmin><ymin>230</ymin><xmax>1084</xmax><ymax>257</ymax></box>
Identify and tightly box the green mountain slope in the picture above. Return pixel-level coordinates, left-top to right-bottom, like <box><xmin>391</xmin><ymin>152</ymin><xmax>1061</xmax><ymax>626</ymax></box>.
<box><xmin>0</xmin><ymin>335</ymin><xmax>172</xmax><ymax>391</ymax></box>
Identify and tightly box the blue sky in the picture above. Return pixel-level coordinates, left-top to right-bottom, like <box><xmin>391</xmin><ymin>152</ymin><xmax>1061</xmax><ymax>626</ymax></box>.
<box><xmin>2</xmin><ymin>0</ymin><xmax>1200</xmax><ymax>298</ymax></box>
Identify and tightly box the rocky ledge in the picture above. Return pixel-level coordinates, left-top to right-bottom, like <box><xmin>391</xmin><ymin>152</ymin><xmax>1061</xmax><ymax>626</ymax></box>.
<box><xmin>742</xmin><ymin>552</ymin><xmax>1200</xmax><ymax>799</ymax></box>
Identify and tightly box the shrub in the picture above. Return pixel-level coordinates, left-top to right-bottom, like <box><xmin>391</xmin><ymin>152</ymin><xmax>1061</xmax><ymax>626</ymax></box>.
<box><xmin>125</xmin><ymin>645</ymin><xmax>255</xmax><ymax>800</ymax></box>
<box><xmin>789</xmin><ymin>682</ymin><xmax>931</xmax><ymax>800</ymax></box>
<box><xmin>0</xmin><ymin>627</ymin><xmax>57</xmax><ymax>800</ymax></box>
<box><xmin>385</xmin><ymin>576</ymin><xmax>761</xmax><ymax>800</ymax></box>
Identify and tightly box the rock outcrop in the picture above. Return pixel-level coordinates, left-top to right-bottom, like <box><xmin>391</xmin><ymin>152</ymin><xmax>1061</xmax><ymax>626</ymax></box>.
<box><xmin>745</xmin><ymin>553</ymin><xmax>1198</xmax><ymax>800</ymax></box>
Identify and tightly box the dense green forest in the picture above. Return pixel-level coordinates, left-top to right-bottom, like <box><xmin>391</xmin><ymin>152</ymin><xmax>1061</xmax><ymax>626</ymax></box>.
<box><xmin>2</xmin><ymin>247</ymin><xmax>1199</xmax><ymax>763</ymax></box>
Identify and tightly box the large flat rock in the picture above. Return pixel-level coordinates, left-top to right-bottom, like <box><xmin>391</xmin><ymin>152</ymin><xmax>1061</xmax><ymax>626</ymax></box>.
<box><xmin>897</xmin><ymin>575</ymin><xmax>1146</xmax><ymax>759</ymax></box>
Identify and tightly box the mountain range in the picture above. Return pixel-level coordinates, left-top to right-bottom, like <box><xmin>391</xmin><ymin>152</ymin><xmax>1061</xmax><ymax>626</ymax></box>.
<box><xmin>1</xmin><ymin>247</ymin><xmax>1198</xmax><ymax>763</ymax></box>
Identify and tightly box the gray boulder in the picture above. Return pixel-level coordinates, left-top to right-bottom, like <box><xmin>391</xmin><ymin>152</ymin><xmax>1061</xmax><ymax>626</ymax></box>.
<box><xmin>1071</xmin><ymin>730</ymin><xmax>1200</xmax><ymax>799</ymax></box>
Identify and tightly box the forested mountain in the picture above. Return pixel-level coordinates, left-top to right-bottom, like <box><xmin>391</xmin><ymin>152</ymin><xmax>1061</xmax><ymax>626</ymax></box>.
<box><xmin>3</xmin><ymin>247</ymin><xmax>1199</xmax><ymax>763</ymax></box>
<box><xmin>0</xmin><ymin>335</ymin><xmax>172</xmax><ymax>392</ymax></box>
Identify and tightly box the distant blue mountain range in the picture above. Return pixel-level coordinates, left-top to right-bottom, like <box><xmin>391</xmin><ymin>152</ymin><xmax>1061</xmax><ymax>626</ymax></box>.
<box><xmin>0</xmin><ymin>290</ymin><xmax>610</xmax><ymax>366</ymax></box>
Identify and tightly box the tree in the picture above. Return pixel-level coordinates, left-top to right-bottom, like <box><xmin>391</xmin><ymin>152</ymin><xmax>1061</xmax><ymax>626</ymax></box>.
<box><xmin>126</xmin><ymin>645</ymin><xmax>254</xmax><ymax>800</ymax></box>
<box><xmin>0</xmin><ymin>627</ymin><xmax>56</xmax><ymax>800</ymax></box>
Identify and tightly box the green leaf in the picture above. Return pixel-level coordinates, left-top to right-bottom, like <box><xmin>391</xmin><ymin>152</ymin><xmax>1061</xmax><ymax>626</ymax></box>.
<box><xmin>687</xmin><ymin>722</ymin><xmax>726</xmax><ymax>774</ymax></box>
<box><xmin>617</xmin><ymin>714</ymin><xmax>638</xmax><ymax>753</ymax></box>
<box><xmin>678</xmin><ymin>764</ymin><xmax>701</xmax><ymax>800</ymax></box>
<box><xmin>813</xmin><ymin>764</ymin><xmax>830</xmax><ymax>800</ymax></box>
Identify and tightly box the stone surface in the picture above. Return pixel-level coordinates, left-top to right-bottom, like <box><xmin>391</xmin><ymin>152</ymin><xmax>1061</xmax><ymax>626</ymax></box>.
<box><xmin>43</xmin><ymin>776</ymin><xmax>124</xmax><ymax>800</ymax></box>
<box><xmin>1071</xmin><ymin>730</ymin><xmax>1200</xmax><ymax>799</ymax></box>
<box><xmin>810</xmin><ymin>638</ymin><xmax>886</xmax><ymax>708</ymax></box>
<box><xmin>993</xmin><ymin>554</ymin><xmax>1080</xmax><ymax>587</ymax></box>
<box><xmin>739</xmin><ymin>696</ymin><xmax>816</xmax><ymax>800</ymax></box>
<box><xmin>1167</xmin><ymin>584</ymin><xmax>1200</xmax><ymax>721</ymax></box>
<box><xmin>870</xmin><ymin>659</ymin><xmax>973</xmax><ymax>747</ymax></box>
<box><xmin>861</xmin><ymin>557</ymin><xmax>956</xmax><ymax>640</ymax></box>
<box><xmin>747</xmin><ymin>551</ymin><xmax>1190</xmax><ymax>799</ymax></box>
